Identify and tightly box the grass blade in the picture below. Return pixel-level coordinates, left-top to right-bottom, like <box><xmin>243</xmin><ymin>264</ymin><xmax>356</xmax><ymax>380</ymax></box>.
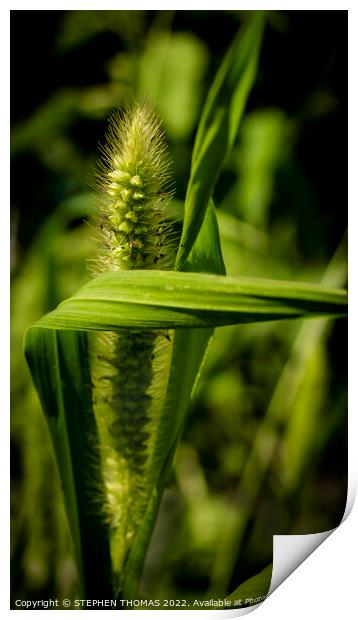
<box><xmin>24</xmin><ymin>329</ymin><xmax>113</xmax><ymax>598</ymax></box>
<box><xmin>176</xmin><ymin>12</ymin><xmax>265</xmax><ymax>270</ymax></box>
<box><xmin>29</xmin><ymin>271</ymin><xmax>347</xmax><ymax>333</ymax></box>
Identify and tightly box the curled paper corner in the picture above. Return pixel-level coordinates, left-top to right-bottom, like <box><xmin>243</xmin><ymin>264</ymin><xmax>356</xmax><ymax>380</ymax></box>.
<box><xmin>267</xmin><ymin>470</ymin><xmax>356</xmax><ymax>600</ymax></box>
<box><xmin>212</xmin><ymin>479</ymin><xmax>356</xmax><ymax>619</ymax></box>
<box><xmin>267</xmin><ymin>529</ymin><xmax>333</xmax><ymax>598</ymax></box>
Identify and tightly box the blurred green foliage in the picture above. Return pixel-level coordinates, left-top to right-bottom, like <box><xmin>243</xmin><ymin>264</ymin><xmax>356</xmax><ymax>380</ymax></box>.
<box><xmin>11</xmin><ymin>9</ymin><xmax>347</xmax><ymax>605</ymax></box>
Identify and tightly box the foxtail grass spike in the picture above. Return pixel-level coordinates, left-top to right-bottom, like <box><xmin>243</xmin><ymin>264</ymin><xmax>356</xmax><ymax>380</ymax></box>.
<box><xmin>89</xmin><ymin>104</ymin><xmax>177</xmax><ymax>590</ymax></box>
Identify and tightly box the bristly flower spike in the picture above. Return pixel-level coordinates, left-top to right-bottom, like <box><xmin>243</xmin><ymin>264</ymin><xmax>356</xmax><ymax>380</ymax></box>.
<box><xmin>90</xmin><ymin>104</ymin><xmax>176</xmax><ymax>275</ymax></box>
<box><xmin>89</xmin><ymin>104</ymin><xmax>178</xmax><ymax>590</ymax></box>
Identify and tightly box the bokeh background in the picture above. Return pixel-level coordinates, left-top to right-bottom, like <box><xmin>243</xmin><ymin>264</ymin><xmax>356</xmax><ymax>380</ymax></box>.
<box><xmin>11</xmin><ymin>10</ymin><xmax>347</xmax><ymax>603</ymax></box>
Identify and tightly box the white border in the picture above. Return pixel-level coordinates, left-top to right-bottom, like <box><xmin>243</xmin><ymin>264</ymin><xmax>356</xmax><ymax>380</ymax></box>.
<box><xmin>3</xmin><ymin>2</ymin><xmax>353</xmax><ymax>11</ymax></box>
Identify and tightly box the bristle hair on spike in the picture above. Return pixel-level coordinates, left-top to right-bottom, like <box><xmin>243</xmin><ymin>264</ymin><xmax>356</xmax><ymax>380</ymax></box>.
<box><xmin>89</xmin><ymin>104</ymin><xmax>176</xmax><ymax>274</ymax></box>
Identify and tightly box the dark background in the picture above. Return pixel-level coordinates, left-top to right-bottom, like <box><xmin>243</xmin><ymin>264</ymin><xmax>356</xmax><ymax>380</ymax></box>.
<box><xmin>11</xmin><ymin>10</ymin><xmax>347</xmax><ymax>257</ymax></box>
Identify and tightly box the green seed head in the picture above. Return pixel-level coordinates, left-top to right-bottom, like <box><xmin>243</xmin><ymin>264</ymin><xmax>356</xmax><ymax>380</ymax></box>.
<box><xmin>90</xmin><ymin>104</ymin><xmax>176</xmax><ymax>273</ymax></box>
<box><xmin>89</xmin><ymin>104</ymin><xmax>177</xmax><ymax>581</ymax></box>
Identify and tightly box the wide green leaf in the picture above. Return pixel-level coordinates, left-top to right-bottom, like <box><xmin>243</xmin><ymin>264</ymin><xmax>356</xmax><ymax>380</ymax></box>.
<box><xmin>176</xmin><ymin>12</ymin><xmax>265</xmax><ymax>270</ymax></box>
<box><xmin>24</xmin><ymin>329</ymin><xmax>113</xmax><ymax>598</ymax></box>
<box><xmin>28</xmin><ymin>270</ymin><xmax>347</xmax><ymax>333</ymax></box>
